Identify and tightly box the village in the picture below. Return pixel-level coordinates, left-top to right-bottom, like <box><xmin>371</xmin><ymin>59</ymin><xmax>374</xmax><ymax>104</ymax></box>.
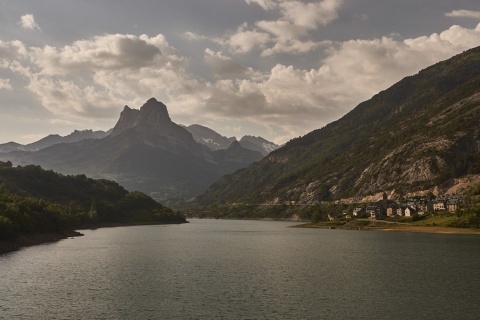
<box><xmin>329</xmin><ymin>192</ymin><xmax>466</xmax><ymax>221</ymax></box>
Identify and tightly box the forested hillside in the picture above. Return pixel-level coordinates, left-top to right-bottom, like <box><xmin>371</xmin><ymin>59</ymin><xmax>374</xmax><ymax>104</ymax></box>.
<box><xmin>0</xmin><ymin>161</ymin><xmax>185</xmax><ymax>242</ymax></box>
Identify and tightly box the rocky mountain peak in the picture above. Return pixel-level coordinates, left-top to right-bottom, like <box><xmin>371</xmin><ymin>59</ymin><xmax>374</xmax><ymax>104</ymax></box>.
<box><xmin>111</xmin><ymin>98</ymin><xmax>171</xmax><ymax>137</ymax></box>
<box><xmin>137</xmin><ymin>98</ymin><xmax>171</xmax><ymax>125</ymax></box>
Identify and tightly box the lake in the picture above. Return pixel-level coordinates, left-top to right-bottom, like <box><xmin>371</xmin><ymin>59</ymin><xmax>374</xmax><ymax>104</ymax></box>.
<box><xmin>1</xmin><ymin>219</ymin><xmax>480</xmax><ymax>319</ymax></box>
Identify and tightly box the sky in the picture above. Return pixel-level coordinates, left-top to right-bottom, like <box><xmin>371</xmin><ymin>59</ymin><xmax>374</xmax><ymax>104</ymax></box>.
<box><xmin>1</xmin><ymin>0</ymin><xmax>480</xmax><ymax>145</ymax></box>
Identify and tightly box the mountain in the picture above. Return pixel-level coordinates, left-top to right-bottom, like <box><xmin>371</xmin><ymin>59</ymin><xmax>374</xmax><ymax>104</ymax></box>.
<box><xmin>186</xmin><ymin>124</ymin><xmax>236</xmax><ymax>150</ymax></box>
<box><xmin>197</xmin><ymin>46</ymin><xmax>480</xmax><ymax>205</ymax></box>
<box><xmin>0</xmin><ymin>98</ymin><xmax>262</xmax><ymax>200</ymax></box>
<box><xmin>239</xmin><ymin>136</ymin><xmax>280</xmax><ymax>156</ymax></box>
<box><xmin>212</xmin><ymin>141</ymin><xmax>263</xmax><ymax>173</ymax></box>
<box><xmin>185</xmin><ymin>124</ymin><xmax>279</xmax><ymax>156</ymax></box>
<box><xmin>0</xmin><ymin>129</ymin><xmax>110</xmax><ymax>153</ymax></box>
<box><xmin>0</xmin><ymin>142</ymin><xmax>24</xmax><ymax>153</ymax></box>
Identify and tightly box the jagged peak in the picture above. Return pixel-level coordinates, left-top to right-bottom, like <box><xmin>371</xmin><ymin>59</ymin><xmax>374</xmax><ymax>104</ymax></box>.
<box><xmin>137</xmin><ymin>98</ymin><xmax>171</xmax><ymax>126</ymax></box>
<box><xmin>111</xmin><ymin>98</ymin><xmax>172</xmax><ymax>137</ymax></box>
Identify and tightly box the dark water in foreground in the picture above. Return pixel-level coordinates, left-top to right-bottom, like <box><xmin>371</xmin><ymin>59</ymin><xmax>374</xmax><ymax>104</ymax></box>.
<box><xmin>1</xmin><ymin>219</ymin><xmax>480</xmax><ymax>319</ymax></box>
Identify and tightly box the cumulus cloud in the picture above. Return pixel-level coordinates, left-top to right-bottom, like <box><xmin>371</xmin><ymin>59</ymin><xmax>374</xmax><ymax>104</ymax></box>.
<box><xmin>197</xmin><ymin>22</ymin><xmax>480</xmax><ymax>141</ymax></box>
<box><xmin>279</xmin><ymin>0</ymin><xmax>342</xmax><ymax>28</ymax></box>
<box><xmin>225</xmin><ymin>0</ymin><xmax>343</xmax><ymax>56</ymax></box>
<box><xmin>0</xmin><ymin>79</ymin><xmax>12</xmax><ymax>91</ymax></box>
<box><xmin>2</xmin><ymin>22</ymin><xmax>480</xmax><ymax>143</ymax></box>
<box><xmin>19</xmin><ymin>14</ymin><xmax>40</xmax><ymax>30</ymax></box>
<box><xmin>0</xmin><ymin>34</ymin><xmax>195</xmax><ymax>118</ymax></box>
<box><xmin>31</xmin><ymin>34</ymin><xmax>170</xmax><ymax>75</ymax></box>
<box><xmin>227</xmin><ymin>24</ymin><xmax>271</xmax><ymax>53</ymax></box>
<box><xmin>446</xmin><ymin>10</ymin><xmax>480</xmax><ymax>19</ymax></box>
<box><xmin>186</xmin><ymin>1</ymin><xmax>342</xmax><ymax>56</ymax></box>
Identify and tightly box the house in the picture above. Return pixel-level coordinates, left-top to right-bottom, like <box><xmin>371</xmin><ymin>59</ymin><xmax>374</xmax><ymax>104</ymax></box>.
<box><xmin>404</xmin><ymin>206</ymin><xmax>416</xmax><ymax>217</ymax></box>
<box><xmin>447</xmin><ymin>200</ymin><xmax>458</xmax><ymax>212</ymax></box>
<box><xmin>376</xmin><ymin>192</ymin><xmax>396</xmax><ymax>215</ymax></box>
<box><xmin>386</xmin><ymin>207</ymin><xmax>396</xmax><ymax>217</ymax></box>
<box><xmin>366</xmin><ymin>206</ymin><xmax>381</xmax><ymax>219</ymax></box>
<box><xmin>353</xmin><ymin>207</ymin><xmax>365</xmax><ymax>217</ymax></box>
<box><xmin>433</xmin><ymin>200</ymin><xmax>446</xmax><ymax>211</ymax></box>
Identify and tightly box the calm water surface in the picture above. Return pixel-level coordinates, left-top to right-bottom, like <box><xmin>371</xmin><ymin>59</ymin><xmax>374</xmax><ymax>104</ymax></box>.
<box><xmin>1</xmin><ymin>219</ymin><xmax>480</xmax><ymax>319</ymax></box>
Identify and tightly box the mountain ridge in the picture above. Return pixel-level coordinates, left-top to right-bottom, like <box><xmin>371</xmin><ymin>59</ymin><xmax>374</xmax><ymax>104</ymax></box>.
<box><xmin>0</xmin><ymin>129</ymin><xmax>110</xmax><ymax>153</ymax></box>
<box><xmin>197</xmin><ymin>46</ymin><xmax>480</xmax><ymax>205</ymax></box>
<box><xmin>0</xmin><ymin>98</ymin><xmax>263</xmax><ymax>200</ymax></box>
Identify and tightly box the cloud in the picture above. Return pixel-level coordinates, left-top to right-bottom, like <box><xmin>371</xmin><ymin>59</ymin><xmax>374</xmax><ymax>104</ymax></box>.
<box><xmin>0</xmin><ymin>40</ymin><xmax>28</xmax><ymax>62</ymax></box>
<box><xmin>279</xmin><ymin>0</ymin><xmax>342</xmax><ymax>29</ymax></box>
<box><xmin>182</xmin><ymin>31</ymin><xmax>208</xmax><ymax>41</ymax></box>
<box><xmin>187</xmin><ymin>1</ymin><xmax>343</xmax><ymax>56</ymax></box>
<box><xmin>2</xmin><ymin>22</ymin><xmax>480</xmax><ymax>143</ymax></box>
<box><xmin>31</xmin><ymin>34</ymin><xmax>168</xmax><ymax>75</ymax></box>
<box><xmin>245</xmin><ymin>0</ymin><xmax>277</xmax><ymax>10</ymax></box>
<box><xmin>226</xmin><ymin>0</ymin><xmax>343</xmax><ymax>56</ymax></box>
<box><xmin>227</xmin><ymin>24</ymin><xmax>271</xmax><ymax>53</ymax></box>
<box><xmin>204</xmin><ymin>49</ymin><xmax>248</xmax><ymax>77</ymax></box>
<box><xmin>0</xmin><ymin>79</ymin><xmax>12</xmax><ymax>91</ymax></box>
<box><xmin>1</xmin><ymin>34</ymin><xmax>195</xmax><ymax>119</ymax></box>
<box><xmin>19</xmin><ymin>14</ymin><xmax>40</xmax><ymax>30</ymax></box>
<box><xmin>198</xmin><ymin>23</ymin><xmax>480</xmax><ymax>141</ymax></box>
<box><xmin>446</xmin><ymin>10</ymin><xmax>480</xmax><ymax>19</ymax></box>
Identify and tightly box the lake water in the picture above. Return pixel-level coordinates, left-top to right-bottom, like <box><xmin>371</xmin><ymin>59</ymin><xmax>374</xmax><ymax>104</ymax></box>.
<box><xmin>1</xmin><ymin>219</ymin><xmax>480</xmax><ymax>319</ymax></box>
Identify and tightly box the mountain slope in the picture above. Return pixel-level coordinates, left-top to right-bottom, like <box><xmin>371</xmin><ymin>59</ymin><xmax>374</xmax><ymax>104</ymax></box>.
<box><xmin>186</xmin><ymin>124</ymin><xmax>236</xmax><ymax>150</ymax></box>
<box><xmin>198</xmin><ymin>46</ymin><xmax>480</xmax><ymax>205</ymax></box>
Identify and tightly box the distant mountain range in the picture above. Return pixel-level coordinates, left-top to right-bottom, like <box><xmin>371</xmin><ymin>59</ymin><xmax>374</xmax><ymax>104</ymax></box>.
<box><xmin>184</xmin><ymin>124</ymin><xmax>280</xmax><ymax>156</ymax></box>
<box><xmin>185</xmin><ymin>124</ymin><xmax>236</xmax><ymax>151</ymax></box>
<box><xmin>0</xmin><ymin>129</ymin><xmax>110</xmax><ymax>153</ymax></box>
<box><xmin>198</xmin><ymin>46</ymin><xmax>480</xmax><ymax>205</ymax></box>
<box><xmin>0</xmin><ymin>98</ymin><xmax>278</xmax><ymax>200</ymax></box>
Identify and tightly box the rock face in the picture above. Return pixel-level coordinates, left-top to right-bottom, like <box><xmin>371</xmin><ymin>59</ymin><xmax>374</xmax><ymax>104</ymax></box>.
<box><xmin>198</xmin><ymin>46</ymin><xmax>480</xmax><ymax>205</ymax></box>
<box><xmin>0</xmin><ymin>98</ymin><xmax>264</xmax><ymax>200</ymax></box>
<box><xmin>111</xmin><ymin>98</ymin><xmax>172</xmax><ymax>137</ymax></box>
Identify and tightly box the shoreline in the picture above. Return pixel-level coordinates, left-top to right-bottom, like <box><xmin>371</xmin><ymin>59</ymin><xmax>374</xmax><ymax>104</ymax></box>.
<box><xmin>294</xmin><ymin>221</ymin><xmax>480</xmax><ymax>235</ymax></box>
<box><xmin>0</xmin><ymin>220</ymin><xmax>188</xmax><ymax>255</ymax></box>
<box><xmin>0</xmin><ymin>230</ymin><xmax>84</xmax><ymax>255</ymax></box>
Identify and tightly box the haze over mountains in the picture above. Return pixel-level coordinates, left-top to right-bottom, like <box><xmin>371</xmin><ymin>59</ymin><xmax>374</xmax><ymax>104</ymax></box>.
<box><xmin>0</xmin><ymin>98</ymin><xmax>277</xmax><ymax>200</ymax></box>
<box><xmin>198</xmin><ymin>47</ymin><xmax>480</xmax><ymax>205</ymax></box>
<box><xmin>0</xmin><ymin>130</ymin><xmax>110</xmax><ymax>153</ymax></box>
